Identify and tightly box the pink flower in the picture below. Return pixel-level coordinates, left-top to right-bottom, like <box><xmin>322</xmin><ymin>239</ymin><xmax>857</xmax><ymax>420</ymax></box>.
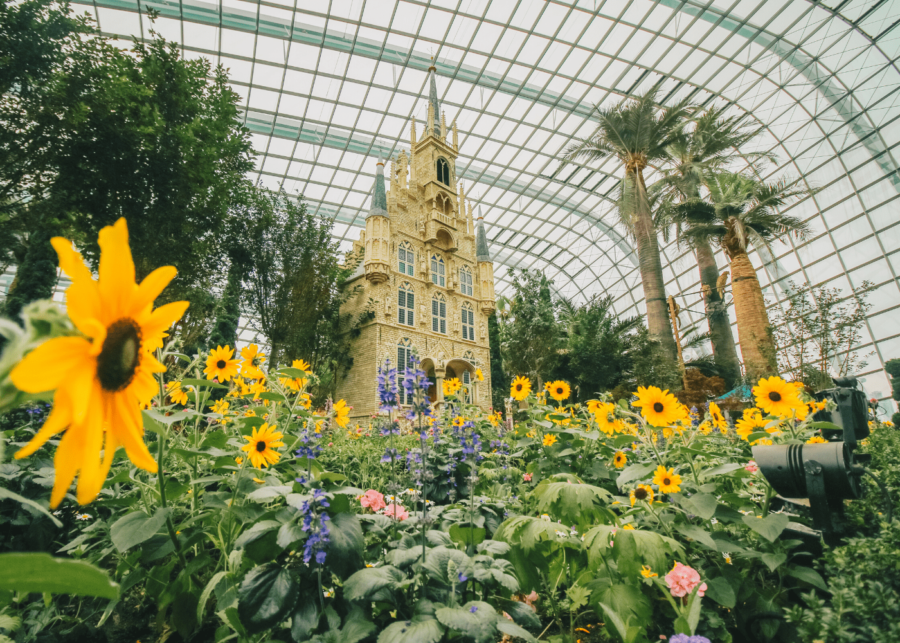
<box><xmin>382</xmin><ymin>503</ymin><xmax>409</xmax><ymax>521</ymax></box>
<box><xmin>523</xmin><ymin>473</ymin><xmax>533</xmax><ymax>482</ymax></box>
<box><xmin>523</xmin><ymin>591</ymin><xmax>539</xmax><ymax>611</ymax></box>
<box><xmin>359</xmin><ymin>490</ymin><xmax>386</xmax><ymax>512</ymax></box>
<box><xmin>665</xmin><ymin>562</ymin><xmax>707</xmax><ymax>598</ymax></box>
<box><xmin>745</xmin><ymin>461</ymin><xmax>759</xmax><ymax>473</ymax></box>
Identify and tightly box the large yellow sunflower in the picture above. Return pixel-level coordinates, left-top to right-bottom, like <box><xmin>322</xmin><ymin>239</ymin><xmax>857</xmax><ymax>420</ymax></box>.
<box><xmin>205</xmin><ymin>346</ymin><xmax>240</xmax><ymax>382</ymax></box>
<box><xmin>708</xmin><ymin>402</ymin><xmax>727</xmax><ymax>430</ymax></box>
<box><xmin>241</xmin><ymin>423</ymin><xmax>284</xmax><ymax>468</ymax></box>
<box><xmin>630</xmin><ymin>484</ymin><xmax>655</xmax><ymax>506</ymax></box>
<box><xmin>443</xmin><ymin>377</ymin><xmax>462</xmax><ymax>397</ymax></box>
<box><xmin>10</xmin><ymin>218</ymin><xmax>188</xmax><ymax>508</ymax></box>
<box><xmin>279</xmin><ymin>359</ymin><xmax>311</xmax><ymax>392</ymax></box>
<box><xmin>240</xmin><ymin>344</ymin><xmax>267</xmax><ymax>380</ymax></box>
<box><xmin>510</xmin><ymin>376</ymin><xmax>531</xmax><ymax>401</ymax></box>
<box><xmin>591</xmin><ymin>401</ymin><xmax>620</xmax><ymax>435</ymax></box>
<box><xmin>167</xmin><ymin>381</ymin><xmax>189</xmax><ymax>406</ymax></box>
<box><xmin>613</xmin><ymin>451</ymin><xmax>627</xmax><ymax>468</ymax></box>
<box><xmin>652</xmin><ymin>466</ymin><xmax>682</xmax><ymax>494</ymax></box>
<box><xmin>735</xmin><ymin>408</ymin><xmax>767</xmax><ymax>441</ymax></box>
<box><xmin>632</xmin><ymin>386</ymin><xmax>682</xmax><ymax>427</ymax></box>
<box><xmin>333</xmin><ymin>399</ymin><xmax>351</xmax><ymax>428</ymax></box>
<box><xmin>753</xmin><ymin>376</ymin><xmax>803</xmax><ymax>418</ymax></box>
<box><xmin>548</xmin><ymin>380</ymin><xmax>571</xmax><ymax>402</ymax></box>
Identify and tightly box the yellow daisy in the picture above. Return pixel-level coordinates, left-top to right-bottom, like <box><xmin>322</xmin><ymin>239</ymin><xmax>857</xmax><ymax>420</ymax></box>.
<box><xmin>167</xmin><ymin>381</ymin><xmax>189</xmax><ymax>406</ymax></box>
<box><xmin>754</xmin><ymin>376</ymin><xmax>804</xmax><ymax>418</ymax></box>
<box><xmin>292</xmin><ymin>358</ymin><xmax>311</xmax><ymax>373</ymax></box>
<box><xmin>708</xmin><ymin>401</ymin><xmax>727</xmax><ymax>430</ymax></box>
<box><xmin>548</xmin><ymin>380</ymin><xmax>571</xmax><ymax>402</ymax></box>
<box><xmin>205</xmin><ymin>346</ymin><xmax>240</xmax><ymax>382</ymax></box>
<box><xmin>652</xmin><ymin>466</ymin><xmax>682</xmax><ymax>494</ymax></box>
<box><xmin>735</xmin><ymin>408</ymin><xmax>768</xmax><ymax>441</ymax></box>
<box><xmin>630</xmin><ymin>484</ymin><xmax>655</xmax><ymax>506</ymax></box>
<box><xmin>510</xmin><ymin>376</ymin><xmax>531</xmax><ymax>401</ymax></box>
<box><xmin>475</xmin><ymin>368</ymin><xmax>484</xmax><ymax>382</ymax></box>
<box><xmin>240</xmin><ymin>344</ymin><xmax>266</xmax><ymax>380</ymax></box>
<box><xmin>632</xmin><ymin>386</ymin><xmax>682</xmax><ymax>427</ymax></box>
<box><xmin>10</xmin><ymin>218</ymin><xmax>188</xmax><ymax>508</ymax></box>
<box><xmin>443</xmin><ymin>378</ymin><xmax>462</xmax><ymax>397</ymax></box>
<box><xmin>641</xmin><ymin>565</ymin><xmax>657</xmax><ymax>578</ymax></box>
<box><xmin>697</xmin><ymin>421</ymin><xmax>713</xmax><ymax>436</ymax></box>
<box><xmin>210</xmin><ymin>399</ymin><xmax>229</xmax><ymax>415</ymax></box>
<box><xmin>542</xmin><ymin>433</ymin><xmax>557</xmax><ymax>447</ymax></box>
<box><xmin>241</xmin><ymin>423</ymin><xmax>284</xmax><ymax>468</ymax></box>
<box><xmin>613</xmin><ymin>451</ymin><xmax>627</xmax><ymax>468</ymax></box>
<box><xmin>333</xmin><ymin>399</ymin><xmax>351</xmax><ymax>428</ymax></box>
<box><xmin>806</xmin><ymin>435</ymin><xmax>827</xmax><ymax>444</ymax></box>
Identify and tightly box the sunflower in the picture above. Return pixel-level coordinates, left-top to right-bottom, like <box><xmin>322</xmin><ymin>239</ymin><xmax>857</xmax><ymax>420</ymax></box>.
<box><xmin>510</xmin><ymin>376</ymin><xmax>531</xmax><ymax>401</ymax></box>
<box><xmin>548</xmin><ymin>380</ymin><xmax>571</xmax><ymax>402</ymax></box>
<box><xmin>333</xmin><ymin>399</ymin><xmax>350</xmax><ymax>428</ymax></box>
<box><xmin>735</xmin><ymin>408</ymin><xmax>767</xmax><ymax>441</ymax></box>
<box><xmin>10</xmin><ymin>218</ymin><xmax>188</xmax><ymax>508</ymax></box>
<box><xmin>205</xmin><ymin>346</ymin><xmax>240</xmax><ymax>382</ymax></box>
<box><xmin>241</xmin><ymin>423</ymin><xmax>284</xmax><ymax>468</ymax></box>
<box><xmin>754</xmin><ymin>376</ymin><xmax>804</xmax><ymax>418</ymax></box>
<box><xmin>807</xmin><ymin>435</ymin><xmax>828</xmax><ymax>444</ymax></box>
<box><xmin>630</xmin><ymin>484</ymin><xmax>655</xmax><ymax>506</ymax></box>
<box><xmin>452</xmin><ymin>416</ymin><xmax>467</xmax><ymax>427</ymax></box>
<box><xmin>652</xmin><ymin>466</ymin><xmax>682</xmax><ymax>494</ymax></box>
<box><xmin>167</xmin><ymin>381</ymin><xmax>189</xmax><ymax>405</ymax></box>
<box><xmin>443</xmin><ymin>377</ymin><xmax>462</xmax><ymax>397</ymax></box>
<box><xmin>632</xmin><ymin>386</ymin><xmax>682</xmax><ymax>427</ymax></box>
<box><xmin>697</xmin><ymin>421</ymin><xmax>713</xmax><ymax>436</ymax></box>
<box><xmin>613</xmin><ymin>451</ymin><xmax>627</xmax><ymax>468</ymax></box>
<box><xmin>542</xmin><ymin>433</ymin><xmax>557</xmax><ymax>447</ymax></box>
<box><xmin>708</xmin><ymin>402</ymin><xmax>727</xmax><ymax>430</ymax></box>
<box><xmin>292</xmin><ymin>358</ymin><xmax>311</xmax><ymax>373</ymax></box>
<box><xmin>475</xmin><ymin>368</ymin><xmax>484</xmax><ymax>382</ymax></box>
<box><xmin>210</xmin><ymin>399</ymin><xmax>230</xmax><ymax>415</ymax></box>
<box><xmin>240</xmin><ymin>344</ymin><xmax>267</xmax><ymax>380</ymax></box>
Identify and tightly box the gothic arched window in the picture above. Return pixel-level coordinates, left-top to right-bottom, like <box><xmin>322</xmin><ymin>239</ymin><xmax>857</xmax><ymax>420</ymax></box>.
<box><xmin>459</xmin><ymin>265</ymin><xmax>473</xmax><ymax>296</ymax></box>
<box><xmin>430</xmin><ymin>254</ymin><xmax>445</xmax><ymax>287</ymax></box>
<box><xmin>398</xmin><ymin>283</ymin><xmax>414</xmax><ymax>327</ymax></box>
<box><xmin>432</xmin><ymin>293</ymin><xmax>447</xmax><ymax>334</ymax></box>
<box><xmin>461</xmin><ymin>302</ymin><xmax>475</xmax><ymax>341</ymax></box>
<box><xmin>397</xmin><ymin>338</ymin><xmax>415</xmax><ymax>405</ymax></box>
<box><xmin>436</xmin><ymin>157</ymin><xmax>450</xmax><ymax>186</ymax></box>
<box><xmin>398</xmin><ymin>241</ymin><xmax>414</xmax><ymax>276</ymax></box>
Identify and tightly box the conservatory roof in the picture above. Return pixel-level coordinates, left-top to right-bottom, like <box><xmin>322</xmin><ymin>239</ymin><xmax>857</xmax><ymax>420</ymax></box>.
<box><xmin>74</xmin><ymin>0</ymin><xmax>900</xmax><ymax>397</ymax></box>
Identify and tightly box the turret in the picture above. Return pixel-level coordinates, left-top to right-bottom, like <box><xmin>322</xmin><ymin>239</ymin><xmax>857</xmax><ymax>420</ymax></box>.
<box><xmin>429</xmin><ymin>64</ymin><xmax>441</xmax><ymax>137</ymax></box>
<box><xmin>364</xmin><ymin>160</ymin><xmax>390</xmax><ymax>284</ymax></box>
<box><xmin>476</xmin><ymin>207</ymin><xmax>495</xmax><ymax>315</ymax></box>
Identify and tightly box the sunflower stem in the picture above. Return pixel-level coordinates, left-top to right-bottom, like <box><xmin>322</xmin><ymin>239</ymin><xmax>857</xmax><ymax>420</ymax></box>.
<box><xmin>155</xmin><ymin>429</ymin><xmax>189</xmax><ymax>571</ymax></box>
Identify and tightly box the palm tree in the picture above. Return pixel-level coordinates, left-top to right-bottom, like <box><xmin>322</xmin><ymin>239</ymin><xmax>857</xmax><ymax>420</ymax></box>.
<box><xmin>678</xmin><ymin>172</ymin><xmax>812</xmax><ymax>381</ymax></box>
<box><xmin>563</xmin><ymin>87</ymin><xmax>693</xmax><ymax>362</ymax></box>
<box><xmin>655</xmin><ymin>106</ymin><xmax>775</xmax><ymax>389</ymax></box>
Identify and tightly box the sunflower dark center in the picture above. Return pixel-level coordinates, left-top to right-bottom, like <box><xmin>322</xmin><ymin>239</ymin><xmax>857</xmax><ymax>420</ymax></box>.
<box><xmin>653</xmin><ymin>402</ymin><xmax>664</xmax><ymax>413</ymax></box>
<box><xmin>663</xmin><ymin>477</ymin><xmax>671</xmax><ymax>486</ymax></box>
<box><xmin>97</xmin><ymin>318</ymin><xmax>142</xmax><ymax>392</ymax></box>
<box><xmin>769</xmin><ymin>391</ymin><xmax>782</xmax><ymax>402</ymax></box>
<box><xmin>217</xmin><ymin>359</ymin><xmax>227</xmax><ymax>369</ymax></box>
<box><xmin>635</xmin><ymin>488</ymin><xmax>648</xmax><ymax>500</ymax></box>
<box><xmin>255</xmin><ymin>441</ymin><xmax>267</xmax><ymax>452</ymax></box>
<box><xmin>515</xmin><ymin>384</ymin><xmax>523</xmax><ymax>391</ymax></box>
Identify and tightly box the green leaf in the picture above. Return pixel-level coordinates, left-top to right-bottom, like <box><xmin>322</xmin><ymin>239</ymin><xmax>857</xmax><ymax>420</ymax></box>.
<box><xmin>182</xmin><ymin>378</ymin><xmax>228</xmax><ymax>389</ymax></box>
<box><xmin>255</xmin><ymin>392</ymin><xmax>287</xmax><ymax>402</ymax></box>
<box><xmin>246</xmin><ymin>485</ymin><xmax>292</xmax><ymax>501</ymax></box>
<box><xmin>679</xmin><ymin>493</ymin><xmax>718</xmax><ymax>520</ymax></box>
<box><xmin>700</xmin><ymin>463</ymin><xmax>743</xmax><ymax>479</ymax></box>
<box><xmin>237</xmin><ymin>563</ymin><xmax>299</xmax><ymax>634</ymax></box>
<box><xmin>377</xmin><ymin>617</ymin><xmax>443</xmax><ymax>643</ymax></box>
<box><xmin>344</xmin><ymin>566</ymin><xmax>405</xmax><ymax>602</ymax></box>
<box><xmin>291</xmin><ymin>600</ymin><xmax>318</xmax><ymax>642</ymax></box>
<box><xmin>0</xmin><ymin>553</ymin><xmax>118</xmax><ymax>598</ymax></box>
<box><xmin>742</xmin><ymin>513</ymin><xmax>789</xmax><ymax>542</ymax></box>
<box><xmin>0</xmin><ymin>488</ymin><xmax>62</xmax><ymax>527</ymax></box>
<box><xmin>807</xmin><ymin>421</ymin><xmax>843</xmax><ymax>431</ymax></box>
<box><xmin>143</xmin><ymin>409</ymin><xmax>200</xmax><ymax>427</ymax></box>
<box><xmin>234</xmin><ymin>521</ymin><xmax>282</xmax><ymax>564</ymax></box>
<box><xmin>502</xmin><ymin>600</ymin><xmax>541</xmax><ymax>630</ymax></box>
<box><xmin>704</xmin><ymin>576</ymin><xmax>736</xmax><ymax>608</ymax></box>
<box><xmin>686</xmin><ymin>590</ymin><xmax>703</xmax><ymax>634</ymax></box>
<box><xmin>787</xmin><ymin>566</ymin><xmax>828</xmax><ymax>591</ymax></box>
<box><xmin>327</xmin><ymin>512</ymin><xmax>364</xmax><ymax>576</ymax></box>
<box><xmin>597</xmin><ymin>601</ymin><xmax>628</xmax><ymax>641</ymax></box>
<box><xmin>449</xmin><ymin>524</ymin><xmax>486</xmax><ymax>546</ymax></box>
<box><xmin>615</xmin><ymin>463</ymin><xmax>656</xmax><ymax>489</ymax></box>
<box><xmin>596</xmin><ymin>584</ymin><xmax>651</xmax><ymax>626</ymax></box>
<box><xmin>435</xmin><ymin>602</ymin><xmax>496</xmax><ymax>640</ymax></box>
<box><xmin>497</xmin><ymin>620</ymin><xmax>537</xmax><ymax>642</ymax></box>
<box><xmin>197</xmin><ymin>571</ymin><xmax>227</xmax><ymax>624</ymax></box>
<box><xmin>109</xmin><ymin>509</ymin><xmax>172</xmax><ymax>553</ymax></box>
<box><xmin>761</xmin><ymin>553</ymin><xmax>788</xmax><ymax>572</ymax></box>
<box><xmin>674</xmin><ymin>524</ymin><xmax>718</xmax><ymax>550</ymax></box>
<box><xmin>277</xmin><ymin>367</ymin><xmax>309</xmax><ymax>379</ymax></box>
<box><xmin>171</xmin><ymin>590</ymin><xmax>199</xmax><ymax>637</ymax></box>
<box><xmin>338</xmin><ymin>606</ymin><xmax>378</xmax><ymax>643</ymax></box>
<box><xmin>532</xmin><ymin>481</ymin><xmax>613</xmax><ymax>524</ymax></box>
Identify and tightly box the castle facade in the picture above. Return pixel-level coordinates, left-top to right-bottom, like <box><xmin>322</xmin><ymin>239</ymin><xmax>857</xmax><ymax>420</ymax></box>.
<box><xmin>336</xmin><ymin>67</ymin><xmax>496</xmax><ymax>422</ymax></box>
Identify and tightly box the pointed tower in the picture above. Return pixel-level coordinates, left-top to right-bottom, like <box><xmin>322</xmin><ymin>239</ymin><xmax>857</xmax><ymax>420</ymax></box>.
<box><xmin>476</xmin><ymin>208</ymin><xmax>495</xmax><ymax>315</ymax></box>
<box><xmin>364</xmin><ymin>159</ymin><xmax>390</xmax><ymax>284</ymax></box>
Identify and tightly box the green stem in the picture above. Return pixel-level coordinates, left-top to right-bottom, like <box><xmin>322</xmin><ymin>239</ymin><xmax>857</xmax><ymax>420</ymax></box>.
<box><xmin>156</xmin><ymin>432</ymin><xmax>189</xmax><ymax>571</ymax></box>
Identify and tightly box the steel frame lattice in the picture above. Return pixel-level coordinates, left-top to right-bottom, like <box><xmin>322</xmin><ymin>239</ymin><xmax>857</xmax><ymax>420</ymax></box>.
<box><xmin>56</xmin><ymin>0</ymin><xmax>900</xmax><ymax>406</ymax></box>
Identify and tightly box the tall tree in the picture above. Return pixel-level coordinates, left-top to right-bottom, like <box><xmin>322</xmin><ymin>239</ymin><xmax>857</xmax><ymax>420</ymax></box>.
<box><xmin>655</xmin><ymin>106</ymin><xmax>774</xmax><ymax>389</ymax></box>
<box><xmin>563</xmin><ymin>87</ymin><xmax>693</xmax><ymax>361</ymax></box>
<box><xmin>498</xmin><ymin>269</ymin><xmax>562</xmax><ymax>388</ymax></box>
<box><xmin>1</xmin><ymin>217</ymin><xmax>59</xmax><ymax>322</ymax></box>
<box><xmin>679</xmin><ymin>173</ymin><xmax>812</xmax><ymax>381</ymax></box>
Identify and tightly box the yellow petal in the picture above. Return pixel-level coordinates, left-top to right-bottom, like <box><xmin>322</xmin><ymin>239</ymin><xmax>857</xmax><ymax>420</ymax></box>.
<box><xmin>65</xmin><ymin>280</ymin><xmax>105</xmax><ymax>336</ymax></box>
<box><xmin>74</xmin><ymin>383</ymin><xmax>106</xmax><ymax>505</ymax></box>
<box><xmin>130</xmin><ymin>370</ymin><xmax>159</xmax><ymax>406</ymax></box>
<box><xmin>114</xmin><ymin>393</ymin><xmax>158</xmax><ymax>472</ymax></box>
<box><xmin>98</xmin><ymin>218</ymin><xmax>136</xmax><ymax>320</ymax></box>
<box><xmin>50</xmin><ymin>420</ymin><xmax>87</xmax><ymax>508</ymax></box>
<box><xmin>51</xmin><ymin>237</ymin><xmax>92</xmax><ymax>284</ymax></box>
<box><xmin>14</xmin><ymin>394</ymin><xmax>73</xmax><ymax>459</ymax></box>
<box><xmin>65</xmin><ymin>359</ymin><xmax>97</xmax><ymax>425</ymax></box>
<box><xmin>130</xmin><ymin>265</ymin><xmax>177</xmax><ymax>315</ymax></box>
<box><xmin>11</xmin><ymin>337</ymin><xmax>93</xmax><ymax>393</ymax></box>
<box><xmin>139</xmin><ymin>301</ymin><xmax>189</xmax><ymax>345</ymax></box>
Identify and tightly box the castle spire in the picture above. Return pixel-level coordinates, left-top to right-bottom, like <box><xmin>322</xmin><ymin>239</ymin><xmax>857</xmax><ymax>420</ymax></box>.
<box><xmin>428</xmin><ymin>62</ymin><xmax>441</xmax><ymax>134</ymax></box>
<box><xmin>366</xmin><ymin>158</ymin><xmax>388</xmax><ymax>219</ymax></box>
<box><xmin>476</xmin><ymin>207</ymin><xmax>491</xmax><ymax>262</ymax></box>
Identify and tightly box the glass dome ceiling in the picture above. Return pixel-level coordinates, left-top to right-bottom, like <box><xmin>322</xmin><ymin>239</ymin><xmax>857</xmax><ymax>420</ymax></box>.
<box><xmin>75</xmin><ymin>0</ymin><xmax>900</xmax><ymax>402</ymax></box>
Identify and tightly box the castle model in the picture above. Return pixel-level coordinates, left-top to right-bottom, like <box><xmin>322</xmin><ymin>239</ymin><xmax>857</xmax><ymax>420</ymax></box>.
<box><xmin>336</xmin><ymin>66</ymin><xmax>496</xmax><ymax>423</ymax></box>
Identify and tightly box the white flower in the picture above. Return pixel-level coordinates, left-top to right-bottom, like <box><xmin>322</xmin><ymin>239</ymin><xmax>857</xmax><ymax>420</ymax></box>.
<box><xmin>76</xmin><ymin>514</ymin><xmax>91</xmax><ymax>521</ymax></box>
<box><xmin>710</xmin><ymin>518</ymin><xmax>718</xmax><ymax>525</ymax></box>
<box><xmin>540</xmin><ymin>514</ymin><xmax>551</xmax><ymax>522</ymax></box>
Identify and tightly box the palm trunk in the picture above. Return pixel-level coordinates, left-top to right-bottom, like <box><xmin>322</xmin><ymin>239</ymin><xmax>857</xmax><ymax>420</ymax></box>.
<box><xmin>696</xmin><ymin>241</ymin><xmax>741</xmax><ymax>388</ymax></box>
<box><xmin>724</xmin><ymin>228</ymin><xmax>777</xmax><ymax>382</ymax></box>
<box><xmin>629</xmin><ymin>166</ymin><xmax>677</xmax><ymax>362</ymax></box>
